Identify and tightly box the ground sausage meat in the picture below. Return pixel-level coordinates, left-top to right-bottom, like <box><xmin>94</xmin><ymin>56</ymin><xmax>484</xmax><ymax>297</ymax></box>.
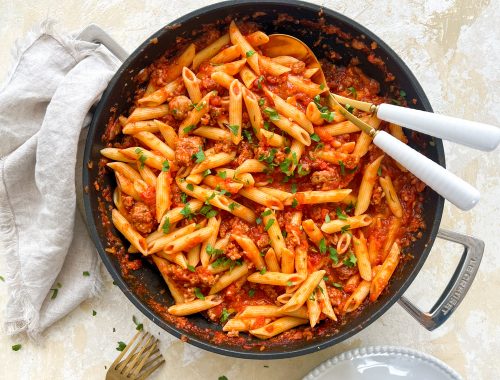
<box><xmin>311</xmin><ymin>169</ymin><xmax>341</xmax><ymax>190</ymax></box>
<box><xmin>290</xmin><ymin>61</ymin><xmax>306</xmax><ymax>75</ymax></box>
<box><xmin>175</xmin><ymin>136</ymin><xmax>203</xmax><ymax>166</ymax></box>
<box><xmin>129</xmin><ymin>202</ymin><xmax>155</xmax><ymax>234</ymax></box>
<box><xmin>169</xmin><ymin>95</ymin><xmax>192</xmax><ymax>120</ymax></box>
<box><xmin>213</xmin><ymin>140</ymin><xmax>235</xmax><ymax>154</ymax></box>
<box><xmin>235</xmin><ymin>141</ymin><xmax>254</xmax><ymax>166</ymax></box>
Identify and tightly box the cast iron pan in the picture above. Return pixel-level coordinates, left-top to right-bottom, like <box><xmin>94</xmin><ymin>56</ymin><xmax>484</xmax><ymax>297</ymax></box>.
<box><xmin>83</xmin><ymin>0</ymin><xmax>445</xmax><ymax>358</ymax></box>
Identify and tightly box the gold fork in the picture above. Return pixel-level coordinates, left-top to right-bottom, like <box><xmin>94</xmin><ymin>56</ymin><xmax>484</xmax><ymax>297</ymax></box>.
<box><xmin>106</xmin><ymin>330</ymin><xmax>165</xmax><ymax>380</ymax></box>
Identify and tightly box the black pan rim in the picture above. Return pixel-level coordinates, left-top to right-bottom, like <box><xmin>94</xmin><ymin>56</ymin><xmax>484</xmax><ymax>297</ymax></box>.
<box><xmin>83</xmin><ymin>0</ymin><xmax>445</xmax><ymax>359</ymax></box>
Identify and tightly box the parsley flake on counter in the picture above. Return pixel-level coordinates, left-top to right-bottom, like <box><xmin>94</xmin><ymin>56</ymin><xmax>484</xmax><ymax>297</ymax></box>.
<box><xmin>83</xmin><ymin>271</ymin><xmax>90</xmax><ymax>277</ymax></box>
<box><xmin>116</xmin><ymin>341</ymin><xmax>126</xmax><ymax>351</ymax></box>
<box><xmin>92</xmin><ymin>310</ymin><xmax>97</xmax><ymax>316</ymax></box>
<box><xmin>11</xmin><ymin>344</ymin><xmax>22</xmax><ymax>351</ymax></box>
<box><xmin>133</xmin><ymin>315</ymin><xmax>143</xmax><ymax>331</ymax></box>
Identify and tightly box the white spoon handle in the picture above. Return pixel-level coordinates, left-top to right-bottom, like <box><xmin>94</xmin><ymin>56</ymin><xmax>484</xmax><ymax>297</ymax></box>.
<box><xmin>377</xmin><ymin>103</ymin><xmax>500</xmax><ymax>151</ymax></box>
<box><xmin>373</xmin><ymin>131</ymin><xmax>480</xmax><ymax>210</ymax></box>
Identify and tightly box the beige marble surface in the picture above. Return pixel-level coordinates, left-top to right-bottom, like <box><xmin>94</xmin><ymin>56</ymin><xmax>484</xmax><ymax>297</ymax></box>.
<box><xmin>0</xmin><ymin>1</ymin><xmax>499</xmax><ymax>379</ymax></box>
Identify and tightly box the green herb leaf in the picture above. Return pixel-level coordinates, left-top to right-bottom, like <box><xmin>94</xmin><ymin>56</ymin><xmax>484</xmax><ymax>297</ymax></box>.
<box><xmin>187</xmin><ymin>183</ymin><xmax>194</xmax><ymax>191</ymax></box>
<box><xmin>242</xmin><ymin>129</ymin><xmax>253</xmax><ymax>143</ymax></box>
<box><xmin>228</xmin><ymin>202</ymin><xmax>238</xmax><ymax>211</ymax></box>
<box><xmin>309</xmin><ymin>293</ymin><xmax>316</xmax><ymax>301</ymax></box>
<box><xmin>332</xmin><ymin>282</ymin><xmax>343</xmax><ymax>289</ymax></box>
<box><xmin>116</xmin><ymin>341</ymin><xmax>126</xmax><ymax>351</ymax></box>
<box><xmin>400</xmin><ymin>89</ymin><xmax>407</xmax><ymax>98</ymax></box>
<box><xmin>336</xmin><ymin>207</ymin><xmax>347</xmax><ymax>220</ymax></box>
<box><xmin>263</xmin><ymin>121</ymin><xmax>271</xmax><ymax>130</ymax></box>
<box><xmin>11</xmin><ymin>344</ymin><xmax>22</xmax><ymax>352</ymax></box>
<box><xmin>180</xmin><ymin>204</ymin><xmax>192</xmax><ymax>219</ymax></box>
<box><xmin>260</xmin><ymin>267</ymin><xmax>267</xmax><ymax>275</ymax></box>
<box><xmin>319</xmin><ymin>238</ymin><xmax>327</xmax><ymax>254</ymax></box>
<box><xmin>320</xmin><ymin>110</ymin><xmax>335</xmax><ymax>122</ymax></box>
<box><xmin>310</xmin><ymin>133</ymin><xmax>321</xmax><ymax>142</ymax></box>
<box><xmin>329</xmin><ymin>247</ymin><xmax>339</xmax><ymax>264</ymax></box>
<box><xmin>194</xmin><ymin>288</ymin><xmax>205</xmax><ymax>300</ymax></box>
<box><xmin>325</xmin><ymin>214</ymin><xmax>331</xmax><ymax>223</ymax></box>
<box><xmin>258</xmin><ymin>98</ymin><xmax>265</xmax><ymax>106</ymax></box>
<box><xmin>338</xmin><ymin>160</ymin><xmax>346</xmax><ymax>176</ymax></box>
<box><xmin>187</xmin><ymin>265</ymin><xmax>196</xmax><ymax>272</ymax></box>
<box><xmin>193</xmin><ymin>147</ymin><xmax>206</xmax><ymax>163</ymax></box>
<box><xmin>291</xmin><ymin>183</ymin><xmax>297</xmax><ymax>194</ymax></box>
<box><xmin>248</xmin><ymin>289</ymin><xmax>256</xmax><ymax>297</ymax></box>
<box><xmin>219</xmin><ymin>375</ymin><xmax>228</xmax><ymax>380</ymax></box>
<box><xmin>343</xmin><ymin>252</ymin><xmax>357</xmax><ymax>267</ymax></box>
<box><xmin>162</xmin><ymin>160</ymin><xmax>170</xmax><ymax>172</ymax></box>
<box><xmin>228</xmin><ymin>124</ymin><xmax>239</xmax><ymax>136</ymax></box>
<box><xmin>291</xmin><ymin>198</ymin><xmax>299</xmax><ymax>208</ymax></box>
<box><xmin>377</xmin><ymin>166</ymin><xmax>382</xmax><ymax>176</ymax></box>
<box><xmin>257</xmin><ymin>75</ymin><xmax>265</xmax><ymax>89</ymax></box>
<box><xmin>202</xmin><ymin>169</ymin><xmax>211</xmax><ymax>177</ymax></box>
<box><xmin>92</xmin><ymin>310</ymin><xmax>97</xmax><ymax>316</ymax></box>
<box><xmin>286</xmin><ymin>281</ymin><xmax>293</xmax><ymax>287</ymax></box>
<box><xmin>264</xmin><ymin>219</ymin><xmax>275</xmax><ymax>231</ymax></box>
<box><xmin>83</xmin><ymin>271</ymin><xmax>90</xmax><ymax>277</ymax></box>
<box><xmin>183</xmin><ymin>124</ymin><xmax>196</xmax><ymax>134</ymax></box>
<box><xmin>256</xmin><ymin>217</ymin><xmax>262</xmax><ymax>225</ymax></box>
<box><xmin>246</xmin><ymin>50</ymin><xmax>255</xmax><ymax>57</ymax></box>
<box><xmin>261</xmin><ymin>209</ymin><xmax>272</xmax><ymax>217</ymax></box>
<box><xmin>345</xmin><ymin>104</ymin><xmax>355</xmax><ymax>113</ymax></box>
<box><xmin>297</xmin><ymin>164</ymin><xmax>309</xmax><ymax>177</ymax></box>
<box><xmin>264</xmin><ymin>107</ymin><xmax>280</xmax><ymax>121</ymax></box>
<box><xmin>180</xmin><ymin>192</ymin><xmax>187</xmax><ymax>203</ymax></box>
<box><xmin>347</xmin><ymin>87</ymin><xmax>357</xmax><ymax>99</ymax></box>
<box><xmin>320</xmin><ymin>83</ymin><xmax>326</xmax><ymax>90</ymax></box>
<box><xmin>162</xmin><ymin>217</ymin><xmax>171</xmax><ymax>234</ymax></box>
<box><xmin>194</xmin><ymin>101</ymin><xmax>205</xmax><ymax>111</ymax></box>
<box><xmin>220</xmin><ymin>308</ymin><xmax>233</xmax><ymax>323</ymax></box>
<box><xmin>340</xmin><ymin>224</ymin><xmax>351</xmax><ymax>234</ymax></box>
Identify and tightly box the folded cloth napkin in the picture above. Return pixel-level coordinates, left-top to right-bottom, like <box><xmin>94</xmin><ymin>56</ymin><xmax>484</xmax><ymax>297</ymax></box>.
<box><xmin>0</xmin><ymin>21</ymin><xmax>120</xmax><ymax>337</ymax></box>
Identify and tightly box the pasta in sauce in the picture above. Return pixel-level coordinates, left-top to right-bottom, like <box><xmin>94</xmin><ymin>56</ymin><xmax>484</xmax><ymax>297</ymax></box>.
<box><xmin>100</xmin><ymin>20</ymin><xmax>425</xmax><ymax>340</ymax></box>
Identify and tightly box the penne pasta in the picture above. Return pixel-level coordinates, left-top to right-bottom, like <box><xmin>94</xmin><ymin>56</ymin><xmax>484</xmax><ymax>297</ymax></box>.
<box><xmin>306</xmin><ymin>289</ymin><xmax>321</xmax><ymax>327</ymax></box>
<box><xmin>187</xmin><ymin>245</ymin><xmax>201</xmax><ymax>267</ymax></box>
<box><xmin>258</xmin><ymin>55</ymin><xmax>291</xmax><ymax>76</ymax></box>
<box><xmin>264</xmin><ymin>89</ymin><xmax>313</xmax><ymax>133</ymax></box>
<box><xmin>122</xmin><ymin>120</ymin><xmax>160</xmax><ymax>135</ymax></box>
<box><xmin>229</xmin><ymin>21</ymin><xmax>260</xmax><ymax>74</ymax></box>
<box><xmin>101</xmin><ymin>148</ymin><xmax>135</xmax><ymax>163</ymax></box>
<box><xmin>137</xmin><ymin>162</ymin><xmax>157</xmax><ymax>187</ymax></box>
<box><xmin>235</xmin><ymin>159</ymin><xmax>267</xmax><ymax>173</ymax></box>
<box><xmin>370</xmin><ymin>243</ymin><xmax>400</xmax><ymax>301</ymax></box>
<box><xmin>239</xmin><ymin>66</ymin><xmax>258</xmax><ymax>89</ymax></box>
<box><xmin>247</xmin><ymin>272</ymin><xmax>305</xmax><ymax>287</ymax></box>
<box><xmin>200</xmin><ymin>216</ymin><xmax>222</xmax><ymax>267</ymax></box>
<box><xmin>168</xmin><ymin>295</ymin><xmax>222</xmax><ymax>316</ymax></box>
<box><xmin>134</xmin><ymin>131</ymin><xmax>175</xmax><ymax>160</ymax></box>
<box><xmin>279</xmin><ymin>270</ymin><xmax>325</xmax><ymax>312</ymax></box>
<box><xmin>343</xmin><ymin>280</ymin><xmax>371</xmax><ymax>313</ymax></box>
<box><xmin>152</xmin><ymin>256</ymin><xmax>185</xmax><ymax>304</ymax></box>
<box><xmin>246</xmin><ymin>31</ymin><xmax>269</xmax><ymax>46</ymax></box>
<box><xmin>353</xmin><ymin>232</ymin><xmax>372</xmax><ymax>281</ymax></box>
<box><xmin>211</xmin><ymin>71</ymin><xmax>236</xmax><ymax>89</ymax></box>
<box><xmin>258</xmin><ymin>187</ymin><xmax>293</xmax><ymax>202</ymax></box>
<box><xmin>302</xmin><ymin>219</ymin><xmax>326</xmax><ymax>247</ymax></box>
<box><xmin>239</xmin><ymin>305</ymin><xmax>308</xmax><ymax>319</ymax></box>
<box><xmin>182</xmin><ymin>67</ymin><xmax>202</xmax><ymax>104</ymax></box>
<box><xmin>209</xmin><ymin>261</ymin><xmax>249</xmax><ymax>294</ymax></box>
<box><xmin>211</xmin><ymin>45</ymin><xmax>241</xmax><ymax>64</ymax></box>
<box><xmin>111</xmin><ymin>209</ymin><xmax>147</xmax><ymax>255</ymax></box>
<box><xmin>281</xmin><ymin>248</ymin><xmax>295</xmax><ymax>274</ymax></box>
<box><xmin>355</xmin><ymin>155</ymin><xmax>384</xmax><ymax>215</ymax></box>
<box><xmin>317</xmin><ymin>279</ymin><xmax>337</xmax><ymax>321</ymax></box>
<box><xmin>228</xmin><ymin>79</ymin><xmax>243</xmax><ymax>144</ymax></box>
<box><xmin>193</xmin><ymin>34</ymin><xmax>230</xmax><ymax>70</ymax></box>
<box><xmin>179</xmin><ymin>91</ymin><xmax>215</xmax><ymax>137</ymax></box>
<box><xmin>352</xmin><ymin>114</ymin><xmax>382</xmax><ymax>158</ymax></box>
<box><xmin>238</xmin><ymin>187</ymin><xmax>284</xmax><ymax>210</ymax></box>
<box><xmin>249</xmin><ymin>317</ymin><xmax>308</xmax><ymax>339</ymax></box>
<box><xmin>284</xmin><ymin>189</ymin><xmax>352</xmax><ymax>206</ymax></box>
<box><xmin>137</xmin><ymin>78</ymin><xmax>183</xmax><ymax>106</ymax></box>
<box><xmin>287</xmin><ymin>75</ymin><xmax>324</xmax><ymax>97</ymax></box>
<box><xmin>162</xmin><ymin>43</ymin><xmax>196</xmax><ymax>84</ymax></box>
<box><xmin>262</xmin><ymin>208</ymin><xmax>285</xmax><ymax>260</ymax></box>
<box><xmin>269</xmin><ymin>114</ymin><xmax>311</xmax><ymax>146</ymax></box>
<box><xmin>264</xmin><ymin>248</ymin><xmax>281</xmax><ymax>272</ymax></box>
<box><xmin>149</xmin><ymin>223</ymin><xmax>200</xmax><ymax>254</ymax></box>
<box><xmin>321</xmin><ymin>214</ymin><xmax>373</xmax><ymax>234</ymax></box>
<box><xmin>107</xmin><ymin>162</ymin><xmax>142</xmax><ymax>183</ymax></box>
<box><xmin>192</xmin><ymin>126</ymin><xmax>232</xmax><ymax>141</ymax></box>
<box><xmin>212</xmin><ymin>58</ymin><xmax>247</xmax><ymax>76</ymax></box>
<box><xmin>155</xmin><ymin>170</ymin><xmax>171</xmax><ymax>223</ymax></box>
<box><xmin>232</xmin><ymin>234</ymin><xmax>265</xmax><ymax>270</ymax></box>
<box><xmin>379</xmin><ymin>175</ymin><xmax>403</xmax><ymax>218</ymax></box>
<box><xmin>162</xmin><ymin>226</ymin><xmax>213</xmax><ymax>255</ymax></box>
<box><xmin>127</xmin><ymin>105</ymin><xmax>169</xmax><ymax>124</ymax></box>
<box><xmin>120</xmin><ymin>147</ymin><xmax>167</xmax><ymax>171</ymax></box>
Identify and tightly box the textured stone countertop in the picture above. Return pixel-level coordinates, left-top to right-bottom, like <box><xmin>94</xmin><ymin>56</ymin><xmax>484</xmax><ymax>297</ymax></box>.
<box><xmin>0</xmin><ymin>1</ymin><xmax>499</xmax><ymax>379</ymax></box>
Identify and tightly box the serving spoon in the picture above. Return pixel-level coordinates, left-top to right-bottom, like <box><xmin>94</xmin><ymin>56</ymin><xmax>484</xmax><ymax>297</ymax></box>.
<box><xmin>261</xmin><ymin>34</ymin><xmax>500</xmax><ymax>211</ymax></box>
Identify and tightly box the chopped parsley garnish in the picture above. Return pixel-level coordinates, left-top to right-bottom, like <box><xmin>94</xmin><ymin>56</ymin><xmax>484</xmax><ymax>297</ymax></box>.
<box><xmin>187</xmin><ymin>265</ymin><xmax>196</xmax><ymax>272</ymax></box>
<box><xmin>297</xmin><ymin>164</ymin><xmax>309</xmax><ymax>177</ymax></box>
<box><xmin>133</xmin><ymin>315</ymin><xmax>143</xmax><ymax>331</ymax></box>
<box><xmin>400</xmin><ymin>89</ymin><xmax>407</xmax><ymax>98</ymax></box>
<box><xmin>263</xmin><ymin>121</ymin><xmax>271</xmax><ymax>130</ymax></box>
<box><xmin>309</xmin><ymin>293</ymin><xmax>316</xmax><ymax>301</ymax></box>
<box><xmin>346</xmin><ymin>202</ymin><xmax>355</xmax><ymax>213</ymax></box>
<box><xmin>180</xmin><ymin>204</ymin><xmax>192</xmax><ymax>218</ymax></box>
<box><xmin>248</xmin><ymin>289</ymin><xmax>256</xmax><ymax>297</ymax></box>
<box><xmin>345</xmin><ymin>104</ymin><xmax>355</xmax><ymax>113</ymax></box>
<box><xmin>205</xmin><ymin>192</ymin><xmax>216</xmax><ymax>204</ymax></box>
<box><xmin>320</xmin><ymin>110</ymin><xmax>335</xmax><ymax>122</ymax></box>
<box><xmin>279</xmin><ymin>158</ymin><xmax>292</xmax><ymax>174</ymax></box>
<box><xmin>201</xmin><ymin>169</ymin><xmax>211</xmax><ymax>177</ymax></box>
<box><xmin>219</xmin><ymin>189</ymin><xmax>231</xmax><ymax>196</ymax></box>
<box><xmin>228</xmin><ymin>202</ymin><xmax>238</xmax><ymax>211</ymax></box>
<box><xmin>50</xmin><ymin>282</ymin><xmax>62</xmax><ymax>299</ymax></box>
<box><xmin>134</xmin><ymin>147</ymin><xmax>142</xmax><ymax>154</ymax></box>
<box><xmin>162</xmin><ymin>160</ymin><xmax>170</xmax><ymax>172</ymax></box>
<box><xmin>257</xmin><ymin>75</ymin><xmax>265</xmax><ymax>89</ymax></box>
<box><xmin>116</xmin><ymin>342</ymin><xmax>126</xmax><ymax>351</ymax></box>
<box><xmin>291</xmin><ymin>183</ymin><xmax>297</xmax><ymax>194</ymax></box>
<box><xmin>83</xmin><ymin>271</ymin><xmax>90</xmax><ymax>277</ymax></box>
<box><xmin>194</xmin><ymin>101</ymin><xmax>205</xmax><ymax>111</ymax></box>
<box><xmin>217</xmin><ymin>171</ymin><xmax>227</xmax><ymax>180</ymax></box>
<box><xmin>12</xmin><ymin>344</ymin><xmax>22</xmax><ymax>351</ymax></box>
<box><xmin>183</xmin><ymin>124</ymin><xmax>196</xmax><ymax>134</ymax></box>
<box><xmin>261</xmin><ymin>209</ymin><xmax>272</xmax><ymax>217</ymax></box>
<box><xmin>377</xmin><ymin>166</ymin><xmax>382</xmax><ymax>176</ymax></box>
<box><xmin>199</xmin><ymin>204</ymin><xmax>218</xmax><ymax>218</ymax></box>
<box><xmin>206</xmin><ymin>244</ymin><xmax>224</xmax><ymax>257</ymax></box>
<box><xmin>220</xmin><ymin>308</ymin><xmax>233</xmax><ymax>323</ymax></box>
<box><xmin>347</xmin><ymin>87</ymin><xmax>357</xmax><ymax>99</ymax></box>
<box><xmin>340</xmin><ymin>224</ymin><xmax>351</xmax><ymax>234</ymax></box>
<box><xmin>320</xmin><ymin>83</ymin><xmax>326</xmax><ymax>90</ymax></box>
<box><xmin>343</xmin><ymin>252</ymin><xmax>357</xmax><ymax>267</ymax></box>
<box><xmin>258</xmin><ymin>98</ymin><xmax>265</xmax><ymax>106</ymax></box>
<box><xmin>264</xmin><ymin>219</ymin><xmax>275</xmax><ymax>231</ymax></box>
<box><xmin>310</xmin><ymin>133</ymin><xmax>321</xmax><ymax>142</ymax></box>
<box><xmin>260</xmin><ymin>267</ymin><xmax>267</xmax><ymax>275</ymax></box>
<box><xmin>286</xmin><ymin>281</ymin><xmax>293</xmax><ymax>287</ymax></box>
<box><xmin>264</xmin><ymin>107</ymin><xmax>280</xmax><ymax>121</ymax></box>
<box><xmin>291</xmin><ymin>198</ymin><xmax>299</xmax><ymax>208</ymax></box>
<box><xmin>228</xmin><ymin>124</ymin><xmax>239</xmax><ymax>136</ymax></box>
<box><xmin>0</xmin><ymin>275</ymin><xmax>4</xmax><ymax>281</ymax></box>
<box><xmin>193</xmin><ymin>147</ymin><xmax>205</xmax><ymax>163</ymax></box>
<box><xmin>318</xmin><ymin>238</ymin><xmax>327</xmax><ymax>254</ymax></box>
<box><xmin>187</xmin><ymin>183</ymin><xmax>194</xmax><ymax>191</ymax></box>
<box><xmin>256</xmin><ymin>217</ymin><xmax>262</xmax><ymax>225</ymax></box>
<box><xmin>242</xmin><ymin>129</ymin><xmax>253</xmax><ymax>143</ymax></box>
<box><xmin>258</xmin><ymin>148</ymin><xmax>277</xmax><ymax>165</ymax></box>
<box><xmin>329</xmin><ymin>247</ymin><xmax>339</xmax><ymax>264</ymax></box>
<box><xmin>338</xmin><ymin>160</ymin><xmax>346</xmax><ymax>176</ymax></box>
<box><xmin>332</xmin><ymin>282</ymin><xmax>343</xmax><ymax>289</ymax></box>
<box><xmin>336</xmin><ymin>207</ymin><xmax>347</xmax><ymax>220</ymax></box>
<box><xmin>180</xmin><ymin>192</ymin><xmax>188</xmax><ymax>203</ymax></box>
<box><xmin>246</xmin><ymin>50</ymin><xmax>255</xmax><ymax>57</ymax></box>
<box><xmin>194</xmin><ymin>288</ymin><xmax>205</xmax><ymax>300</ymax></box>
<box><xmin>325</xmin><ymin>214</ymin><xmax>331</xmax><ymax>223</ymax></box>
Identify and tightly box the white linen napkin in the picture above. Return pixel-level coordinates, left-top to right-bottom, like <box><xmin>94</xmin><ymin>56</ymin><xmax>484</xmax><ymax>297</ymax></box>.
<box><xmin>0</xmin><ymin>21</ymin><xmax>120</xmax><ymax>337</ymax></box>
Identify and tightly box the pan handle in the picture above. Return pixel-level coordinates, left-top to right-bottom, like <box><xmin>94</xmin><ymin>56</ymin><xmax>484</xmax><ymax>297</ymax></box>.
<box><xmin>77</xmin><ymin>24</ymin><xmax>129</xmax><ymax>62</ymax></box>
<box><xmin>397</xmin><ymin>229</ymin><xmax>483</xmax><ymax>330</ymax></box>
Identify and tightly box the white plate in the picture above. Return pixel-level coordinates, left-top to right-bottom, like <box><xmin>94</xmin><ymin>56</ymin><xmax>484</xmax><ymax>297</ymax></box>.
<box><xmin>303</xmin><ymin>346</ymin><xmax>462</xmax><ymax>380</ymax></box>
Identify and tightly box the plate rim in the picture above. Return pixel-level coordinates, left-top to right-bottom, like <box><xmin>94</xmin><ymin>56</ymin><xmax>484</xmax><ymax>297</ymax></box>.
<box><xmin>302</xmin><ymin>345</ymin><xmax>463</xmax><ymax>380</ymax></box>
